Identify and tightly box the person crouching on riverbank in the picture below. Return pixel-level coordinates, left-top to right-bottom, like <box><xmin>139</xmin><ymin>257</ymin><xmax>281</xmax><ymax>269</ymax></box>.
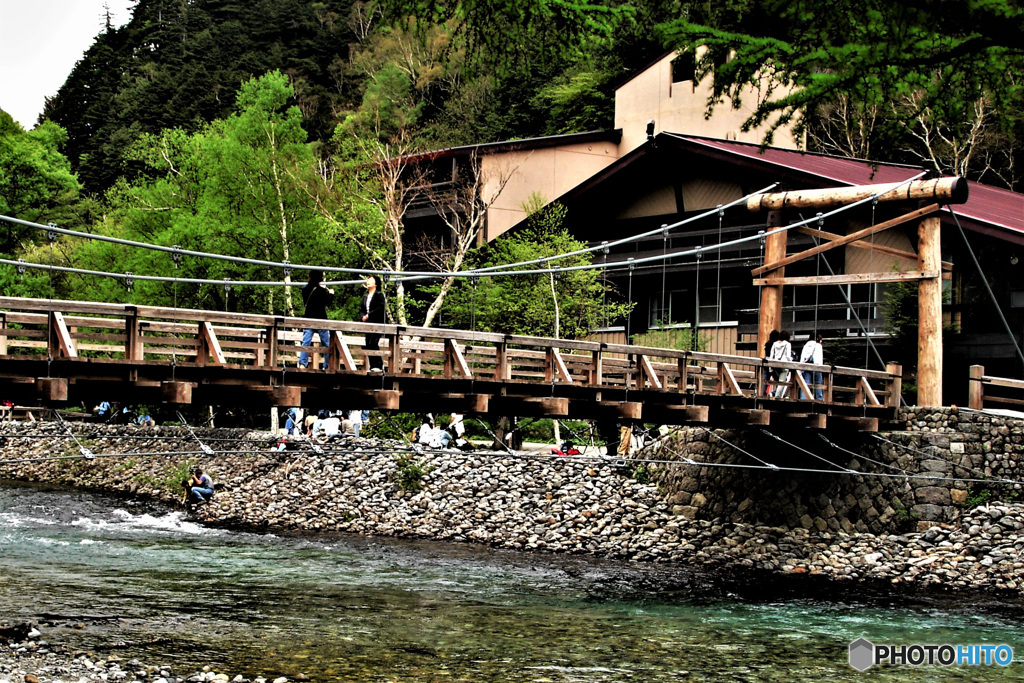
<box><xmin>184</xmin><ymin>466</ymin><xmax>214</xmax><ymax>505</ymax></box>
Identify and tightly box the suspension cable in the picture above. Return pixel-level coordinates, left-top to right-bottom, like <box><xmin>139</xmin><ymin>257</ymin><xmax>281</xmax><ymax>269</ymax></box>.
<box><xmin>760</xmin><ymin>429</ymin><xmax>853</xmax><ymax>473</ymax></box>
<box><xmin>0</xmin><ymin>174</ymin><xmax>925</xmax><ymax>286</ymax></box>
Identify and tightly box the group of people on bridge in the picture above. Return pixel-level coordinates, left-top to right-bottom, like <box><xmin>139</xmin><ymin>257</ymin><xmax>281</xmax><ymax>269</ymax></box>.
<box><xmin>300</xmin><ymin>271</ymin><xmax>385</xmax><ymax>371</ymax></box>
<box><xmin>765</xmin><ymin>331</ymin><xmax>825</xmax><ymax>400</ymax></box>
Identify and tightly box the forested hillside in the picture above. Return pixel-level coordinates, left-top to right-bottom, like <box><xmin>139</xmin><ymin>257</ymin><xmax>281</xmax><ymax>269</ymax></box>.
<box><xmin>2</xmin><ymin>0</ymin><xmax>1022</xmax><ymax>330</ymax></box>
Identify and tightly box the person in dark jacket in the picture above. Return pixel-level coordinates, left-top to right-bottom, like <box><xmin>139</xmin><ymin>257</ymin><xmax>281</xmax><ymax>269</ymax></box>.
<box><xmin>299</xmin><ymin>270</ymin><xmax>334</xmax><ymax>369</ymax></box>
<box><xmin>361</xmin><ymin>275</ymin><xmax>386</xmax><ymax>372</ymax></box>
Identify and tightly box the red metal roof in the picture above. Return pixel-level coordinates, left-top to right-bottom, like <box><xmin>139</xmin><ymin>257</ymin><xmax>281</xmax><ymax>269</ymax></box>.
<box><xmin>669</xmin><ymin>134</ymin><xmax>1024</xmax><ymax>242</ymax></box>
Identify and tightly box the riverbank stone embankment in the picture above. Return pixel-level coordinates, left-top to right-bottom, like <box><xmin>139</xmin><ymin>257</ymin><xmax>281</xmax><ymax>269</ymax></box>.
<box><xmin>0</xmin><ymin>414</ymin><xmax>1022</xmax><ymax>595</ymax></box>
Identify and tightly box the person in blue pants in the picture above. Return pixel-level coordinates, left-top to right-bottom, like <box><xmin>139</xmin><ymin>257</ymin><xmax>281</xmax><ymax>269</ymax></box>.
<box><xmin>299</xmin><ymin>270</ymin><xmax>335</xmax><ymax>369</ymax></box>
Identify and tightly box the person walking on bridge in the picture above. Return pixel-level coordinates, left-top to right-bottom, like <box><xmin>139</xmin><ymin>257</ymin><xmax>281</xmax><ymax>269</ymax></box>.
<box><xmin>299</xmin><ymin>270</ymin><xmax>334</xmax><ymax>369</ymax></box>
<box><xmin>770</xmin><ymin>330</ymin><xmax>794</xmax><ymax>398</ymax></box>
<box><xmin>361</xmin><ymin>275</ymin><xmax>386</xmax><ymax>372</ymax></box>
<box><xmin>799</xmin><ymin>333</ymin><xmax>825</xmax><ymax>401</ymax></box>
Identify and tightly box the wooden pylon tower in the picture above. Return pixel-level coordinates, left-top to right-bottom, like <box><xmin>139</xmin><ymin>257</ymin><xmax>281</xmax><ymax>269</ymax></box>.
<box><xmin>746</xmin><ymin>177</ymin><xmax>969</xmax><ymax>407</ymax></box>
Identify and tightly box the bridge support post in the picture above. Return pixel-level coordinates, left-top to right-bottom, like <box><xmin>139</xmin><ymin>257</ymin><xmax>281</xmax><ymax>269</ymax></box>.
<box><xmin>917</xmin><ymin>212</ymin><xmax>943</xmax><ymax>406</ymax></box>
<box><xmin>757</xmin><ymin>210</ymin><xmax>786</xmax><ymax>357</ymax></box>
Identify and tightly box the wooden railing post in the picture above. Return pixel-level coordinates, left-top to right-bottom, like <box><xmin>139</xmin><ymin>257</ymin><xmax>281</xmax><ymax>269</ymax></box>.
<box><xmin>390</xmin><ymin>331</ymin><xmax>403</xmax><ymax>374</ymax></box>
<box><xmin>124</xmin><ymin>307</ymin><xmax>142</xmax><ymax>362</ymax></box>
<box><xmin>968</xmin><ymin>364</ymin><xmax>984</xmax><ymax>410</ymax></box>
<box><xmin>886</xmin><ymin>363</ymin><xmax>903</xmax><ymax>409</ymax></box>
<box><xmin>495</xmin><ymin>340</ymin><xmax>509</xmax><ymax>381</ymax></box>
<box><xmin>590</xmin><ymin>349</ymin><xmax>603</xmax><ymax>386</ymax></box>
<box><xmin>444</xmin><ymin>337</ymin><xmax>454</xmax><ymax>378</ymax></box>
<box><xmin>263</xmin><ymin>319</ymin><xmax>281</xmax><ymax>368</ymax></box>
<box><xmin>0</xmin><ymin>312</ymin><xmax>6</xmax><ymax>355</ymax></box>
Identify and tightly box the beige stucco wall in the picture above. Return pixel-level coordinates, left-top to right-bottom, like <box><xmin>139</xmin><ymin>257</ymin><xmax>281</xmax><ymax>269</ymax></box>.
<box><xmin>481</xmin><ymin>140</ymin><xmax>620</xmax><ymax>241</ymax></box>
<box><xmin>615</xmin><ymin>51</ymin><xmax>802</xmax><ymax>156</ymax></box>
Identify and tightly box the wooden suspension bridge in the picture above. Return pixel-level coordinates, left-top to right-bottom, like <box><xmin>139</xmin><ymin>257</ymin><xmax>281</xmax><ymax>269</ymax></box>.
<box><xmin>0</xmin><ymin>296</ymin><xmax>899</xmax><ymax>431</ymax></box>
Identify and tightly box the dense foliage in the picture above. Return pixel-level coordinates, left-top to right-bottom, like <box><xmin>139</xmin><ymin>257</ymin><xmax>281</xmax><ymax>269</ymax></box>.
<box><xmin>658</xmin><ymin>0</ymin><xmax>1024</xmax><ymax>188</ymax></box>
<box><xmin>2</xmin><ymin>0</ymin><xmax>1024</xmax><ymax>339</ymax></box>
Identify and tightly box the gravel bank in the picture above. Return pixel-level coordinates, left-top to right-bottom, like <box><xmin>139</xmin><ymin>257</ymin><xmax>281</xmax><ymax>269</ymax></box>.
<box><xmin>1</xmin><ymin>422</ymin><xmax>1021</xmax><ymax>595</ymax></box>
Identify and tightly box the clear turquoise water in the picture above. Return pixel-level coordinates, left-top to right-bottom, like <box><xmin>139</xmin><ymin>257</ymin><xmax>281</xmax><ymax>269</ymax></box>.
<box><xmin>1</xmin><ymin>481</ymin><xmax>1021</xmax><ymax>682</ymax></box>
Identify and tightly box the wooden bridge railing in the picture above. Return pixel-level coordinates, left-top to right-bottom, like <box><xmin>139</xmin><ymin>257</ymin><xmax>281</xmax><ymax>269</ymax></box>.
<box><xmin>0</xmin><ymin>297</ymin><xmax>901</xmax><ymax>413</ymax></box>
<box><xmin>969</xmin><ymin>365</ymin><xmax>1024</xmax><ymax>411</ymax></box>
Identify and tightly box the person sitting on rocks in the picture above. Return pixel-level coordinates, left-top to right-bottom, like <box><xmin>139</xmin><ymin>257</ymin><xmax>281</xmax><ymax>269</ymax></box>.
<box><xmin>416</xmin><ymin>414</ymin><xmax>451</xmax><ymax>449</ymax></box>
<box><xmin>313</xmin><ymin>412</ymin><xmax>342</xmax><ymax>440</ymax></box>
<box><xmin>185</xmin><ymin>466</ymin><xmax>214</xmax><ymax>505</ymax></box>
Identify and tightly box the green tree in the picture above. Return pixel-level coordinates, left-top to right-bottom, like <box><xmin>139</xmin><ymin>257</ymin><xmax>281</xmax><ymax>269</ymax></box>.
<box><xmin>0</xmin><ymin>112</ymin><xmax>81</xmax><ymax>254</ymax></box>
<box><xmin>45</xmin><ymin>0</ymin><xmax>359</xmax><ymax>194</ymax></box>
<box><xmin>378</xmin><ymin>0</ymin><xmax>633</xmax><ymax>76</ymax></box>
<box><xmin>658</xmin><ymin>0</ymin><xmax>1024</xmax><ymax>187</ymax></box>
<box><xmin>64</xmin><ymin>72</ymin><xmax>361</xmax><ymax>314</ymax></box>
<box><xmin>441</xmin><ymin>202</ymin><xmax>630</xmax><ymax>338</ymax></box>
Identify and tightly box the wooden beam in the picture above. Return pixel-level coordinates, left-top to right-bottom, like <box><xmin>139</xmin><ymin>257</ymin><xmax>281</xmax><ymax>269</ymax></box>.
<box><xmin>389</xmin><ymin>334</ymin><xmax>403</xmax><ymax>375</ymax></box>
<box><xmin>857</xmin><ymin>377</ymin><xmax>881</xmax><ymax>406</ymax></box>
<box><xmin>446</xmin><ymin>339</ymin><xmax>473</xmax><ymax>378</ymax></box>
<box><xmin>567</xmin><ymin>400</ymin><xmax>643</xmax><ymax>420</ymax></box>
<box><xmin>718</xmin><ymin>362</ymin><xmax>744</xmax><ymax>397</ymax></box>
<box><xmin>271</xmin><ymin>385</ymin><xmax>302</xmax><ymax>406</ymax></box>
<box><xmin>778</xmin><ymin>412</ymin><xmax>827</xmax><ymax>430</ymax></box>
<box><xmin>645</xmin><ymin>404</ymin><xmax>709</xmax><ymax>424</ymax></box>
<box><xmin>48</xmin><ymin>311</ymin><xmax>78</xmax><ymax>358</ymax></box>
<box><xmin>198</xmin><ymin>322</ymin><xmax>227</xmax><ymax>365</ymax></box>
<box><xmin>918</xmin><ymin>213</ymin><xmax>943</xmax><ymax>406</ymax></box>
<box><xmin>752</xmin><ymin>204</ymin><xmax>940</xmax><ymax>276</ymax></box>
<box><xmin>329</xmin><ymin>331</ymin><xmax>357</xmax><ymax>371</ymax></box>
<box><xmin>746</xmin><ymin>177</ymin><xmax>968</xmax><ymax>212</ymax></box>
<box><xmin>794</xmin><ymin>226</ymin><xmax>953</xmax><ymax>271</ymax></box>
<box><xmin>886</xmin><ymin>363</ymin><xmax>903</xmax><ymax>409</ymax></box>
<box><xmin>263</xmin><ymin>321</ymin><xmax>280</xmax><ymax>368</ymax></box>
<box><xmin>495</xmin><ymin>341</ymin><xmax>509</xmax><ymax>381</ymax></box>
<box><xmin>161</xmin><ymin>381</ymin><xmax>192</xmax><ymax>404</ymax></box>
<box><xmin>550</xmin><ymin>348</ymin><xmax>574</xmax><ymax>383</ymax></box>
<box><xmin>589</xmin><ymin>350</ymin><xmax>603</xmax><ymax>386</ymax></box>
<box><xmin>372</xmin><ymin>390</ymin><xmax>401</xmax><ymax>410</ymax></box>
<box><xmin>638</xmin><ymin>354</ymin><xmax>662</xmax><ymax>390</ymax></box>
<box><xmin>758</xmin><ymin>210</ymin><xmax>786</xmax><ymax>358</ymax></box>
<box><xmin>793</xmin><ymin>371</ymin><xmax>813</xmax><ymax>400</ymax></box>
<box><xmin>717</xmin><ymin>408</ymin><xmax>770</xmax><ymax>426</ymax></box>
<box><xmin>35</xmin><ymin>377</ymin><xmax>68</xmax><ymax>401</ymax></box>
<box><xmin>753</xmin><ymin>270</ymin><xmax>939</xmax><ymax>287</ymax></box>
<box><xmin>827</xmin><ymin>415</ymin><xmax>879</xmax><ymax>432</ymax></box>
<box><xmin>0</xmin><ymin>313</ymin><xmax>6</xmax><ymax>355</ymax></box>
<box><xmin>124</xmin><ymin>309</ymin><xmax>142</xmax><ymax>361</ymax></box>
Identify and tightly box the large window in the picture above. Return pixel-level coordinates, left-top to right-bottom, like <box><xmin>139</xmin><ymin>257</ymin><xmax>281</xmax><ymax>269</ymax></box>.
<box><xmin>649</xmin><ymin>285</ymin><xmax>746</xmax><ymax>327</ymax></box>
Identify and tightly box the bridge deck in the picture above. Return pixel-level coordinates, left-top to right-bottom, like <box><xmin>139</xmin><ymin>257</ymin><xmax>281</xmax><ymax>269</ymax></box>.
<box><xmin>0</xmin><ymin>297</ymin><xmax>900</xmax><ymax>431</ymax></box>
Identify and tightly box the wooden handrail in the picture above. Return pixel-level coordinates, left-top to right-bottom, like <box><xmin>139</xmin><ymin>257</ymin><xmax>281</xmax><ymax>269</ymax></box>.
<box><xmin>0</xmin><ymin>296</ymin><xmax>901</xmax><ymax>412</ymax></box>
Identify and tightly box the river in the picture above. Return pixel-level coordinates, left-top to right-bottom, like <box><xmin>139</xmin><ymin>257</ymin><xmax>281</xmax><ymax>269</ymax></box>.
<box><xmin>1</xmin><ymin>481</ymin><xmax>1021</xmax><ymax>682</ymax></box>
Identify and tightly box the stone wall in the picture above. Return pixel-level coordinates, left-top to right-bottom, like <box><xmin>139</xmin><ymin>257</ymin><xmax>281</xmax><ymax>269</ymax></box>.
<box><xmin>649</xmin><ymin>407</ymin><xmax>1024</xmax><ymax>534</ymax></box>
<box><xmin>1</xmin><ymin>411</ymin><xmax>1023</xmax><ymax>593</ymax></box>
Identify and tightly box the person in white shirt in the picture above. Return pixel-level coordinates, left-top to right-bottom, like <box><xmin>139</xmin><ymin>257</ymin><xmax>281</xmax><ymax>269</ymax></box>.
<box><xmin>770</xmin><ymin>330</ymin><xmax>794</xmax><ymax>398</ymax></box>
<box><xmin>799</xmin><ymin>333</ymin><xmax>825</xmax><ymax>400</ymax></box>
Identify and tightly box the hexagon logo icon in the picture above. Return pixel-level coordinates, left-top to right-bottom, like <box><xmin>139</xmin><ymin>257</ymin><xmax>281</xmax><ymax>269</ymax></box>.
<box><xmin>849</xmin><ymin>638</ymin><xmax>875</xmax><ymax>671</ymax></box>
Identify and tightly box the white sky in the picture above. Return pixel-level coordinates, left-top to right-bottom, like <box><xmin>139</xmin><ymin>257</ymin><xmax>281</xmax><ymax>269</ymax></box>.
<box><xmin>1</xmin><ymin>0</ymin><xmax>136</xmax><ymax>128</ymax></box>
